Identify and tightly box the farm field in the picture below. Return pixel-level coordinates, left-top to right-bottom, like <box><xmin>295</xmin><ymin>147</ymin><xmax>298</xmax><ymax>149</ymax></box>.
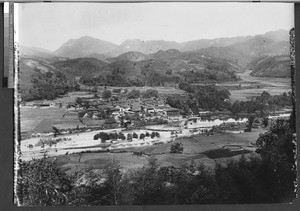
<box><xmin>20</xmin><ymin>107</ymin><xmax>84</xmax><ymax>135</ymax></box>
<box><xmin>226</xmin><ymin>70</ymin><xmax>291</xmax><ymax>101</ymax></box>
<box><xmin>52</xmin><ymin>128</ymin><xmax>266</xmax><ymax>174</ymax></box>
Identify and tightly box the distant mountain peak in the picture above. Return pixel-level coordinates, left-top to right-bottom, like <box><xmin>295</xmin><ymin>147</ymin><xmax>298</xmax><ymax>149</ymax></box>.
<box><xmin>54</xmin><ymin>36</ymin><xmax>118</xmax><ymax>58</ymax></box>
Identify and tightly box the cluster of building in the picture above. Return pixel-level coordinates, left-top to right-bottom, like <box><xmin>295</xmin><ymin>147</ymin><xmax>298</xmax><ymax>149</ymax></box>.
<box><xmin>22</xmin><ymin>94</ymin><xmax>182</xmax><ymax>122</ymax></box>
<box><xmin>75</xmin><ymin>97</ymin><xmax>181</xmax><ymax>120</ymax></box>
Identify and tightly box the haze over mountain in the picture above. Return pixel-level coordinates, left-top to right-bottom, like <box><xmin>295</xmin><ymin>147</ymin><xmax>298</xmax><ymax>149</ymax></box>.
<box><xmin>19</xmin><ymin>29</ymin><xmax>291</xmax><ymax>92</ymax></box>
<box><xmin>20</xmin><ymin>29</ymin><xmax>290</xmax><ymax>60</ymax></box>
<box><xmin>54</xmin><ymin>36</ymin><xmax>118</xmax><ymax>58</ymax></box>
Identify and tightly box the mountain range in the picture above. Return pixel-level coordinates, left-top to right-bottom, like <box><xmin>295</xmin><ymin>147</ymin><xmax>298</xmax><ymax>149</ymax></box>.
<box><xmin>19</xmin><ymin>29</ymin><xmax>292</xmax><ymax>96</ymax></box>
<box><xmin>21</xmin><ymin>29</ymin><xmax>289</xmax><ymax>60</ymax></box>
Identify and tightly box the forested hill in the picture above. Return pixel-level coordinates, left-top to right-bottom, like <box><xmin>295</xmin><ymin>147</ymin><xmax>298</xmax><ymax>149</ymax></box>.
<box><xmin>246</xmin><ymin>55</ymin><xmax>291</xmax><ymax>78</ymax></box>
<box><xmin>70</xmin><ymin>49</ymin><xmax>240</xmax><ymax>87</ymax></box>
<box><xmin>51</xmin><ymin>58</ymin><xmax>108</xmax><ymax>80</ymax></box>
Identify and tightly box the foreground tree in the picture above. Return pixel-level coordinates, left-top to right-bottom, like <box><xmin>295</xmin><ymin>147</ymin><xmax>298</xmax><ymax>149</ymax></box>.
<box><xmin>104</xmin><ymin>159</ymin><xmax>124</xmax><ymax>205</ymax></box>
<box><xmin>255</xmin><ymin>118</ymin><xmax>296</xmax><ymax>202</ymax></box>
<box><xmin>17</xmin><ymin>157</ymin><xmax>72</xmax><ymax>206</ymax></box>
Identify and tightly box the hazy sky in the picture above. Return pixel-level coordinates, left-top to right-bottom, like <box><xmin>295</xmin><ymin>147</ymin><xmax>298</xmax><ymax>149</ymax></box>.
<box><xmin>17</xmin><ymin>2</ymin><xmax>294</xmax><ymax>52</ymax></box>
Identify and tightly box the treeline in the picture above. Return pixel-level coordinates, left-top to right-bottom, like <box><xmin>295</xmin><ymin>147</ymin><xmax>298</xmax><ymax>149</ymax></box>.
<box><xmin>229</xmin><ymin>91</ymin><xmax>292</xmax><ymax>115</ymax></box>
<box><xmin>22</xmin><ymin>70</ymin><xmax>80</xmax><ymax>101</ymax></box>
<box><xmin>167</xmin><ymin>83</ymin><xmax>231</xmax><ymax>115</ymax></box>
<box><xmin>17</xmin><ymin>118</ymin><xmax>296</xmax><ymax>206</ymax></box>
<box><xmin>79</xmin><ymin>74</ymin><xmax>145</xmax><ymax>87</ymax></box>
<box><xmin>167</xmin><ymin>83</ymin><xmax>292</xmax><ymax>116</ymax></box>
<box><xmin>93</xmin><ymin>131</ymin><xmax>160</xmax><ymax>142</ymax></box>
<box><xmin>178</xmin><ymin>69</ymin><xmax>238</xmax><ymax>83</ymax></box>
<box><xmin>79</xmin><ymin>71</ymin><xmax>181</xmax><ymax>87</ymax></box>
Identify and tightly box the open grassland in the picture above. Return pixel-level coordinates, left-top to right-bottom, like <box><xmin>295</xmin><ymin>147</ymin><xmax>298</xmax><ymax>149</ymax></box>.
<box><xmin>54</xmin><ymin>129</ymin><xmax>265</xmax><ymax>174</ymax></box>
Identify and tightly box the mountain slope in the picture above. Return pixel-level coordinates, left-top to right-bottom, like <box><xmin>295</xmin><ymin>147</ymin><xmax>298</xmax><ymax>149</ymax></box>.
<box><xmin>246</xmin><ymin>55</ymin><xmax>291</xmax><ymax>78</ymax></box>
<box><xmin>19</xmin><ymin>45</ymin><xmax>55</xmax><ymax>59</ymax></box>
<box><xmin>51</xmin><ymin>58</ymin><xmax>108</xmax><ymax>79</ymax></box>
<box><xmin>54</xmin><ymin>36</ymin><xmax>118</xmax><ymax>58</ymax></box>
<box><xmin>77</xmin><ymin>49</ymin><xmax>240</xmax><ymax>87</ymax></box>
<box><xmin>111</xmin><ymin>39</ymin><xmax>181</xmax><ymax>55</ymax></box>
<box><xmin>108</xmin><ymin>51</ymin><xmax>148</xmax><ymax>62</ymax></box>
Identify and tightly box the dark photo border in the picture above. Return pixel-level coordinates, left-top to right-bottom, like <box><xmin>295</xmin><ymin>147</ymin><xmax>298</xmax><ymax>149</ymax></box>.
<box><xmin>1</xmin><ymin>1</ymin><xmax>299</xmax><ymax>211</ymax></box>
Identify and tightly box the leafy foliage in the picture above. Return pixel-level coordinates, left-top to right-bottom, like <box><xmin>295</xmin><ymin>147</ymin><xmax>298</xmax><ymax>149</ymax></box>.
<box><xmin>102</xmin><ymin>90</ymin><xmax>112</xmax><ymax>100</ymax></box>
<box><xmin>22</xmin><ymin>69</ymin><xmax>80</xmax><ymax>101</ymax></box>
<box><xmin>170</xmin><ymin>143</ymin><xmax>184</xmax><ymax>153</ymax></box>
<box><xmin>127</xmin><ymin>89</ymin><xmax>141</xmax><ymax>99</ymax></box>
<box><xmin>255</xmin><ymin>118</ymin><xmax>296</xmax><ymax>202</ymax></box>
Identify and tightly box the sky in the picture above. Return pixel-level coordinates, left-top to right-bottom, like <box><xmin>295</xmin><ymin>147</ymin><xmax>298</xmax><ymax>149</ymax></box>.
<box><xmin>17</xmin><ymin>2</ymin><xmax>294</xmax><ymax>52</ymax></box>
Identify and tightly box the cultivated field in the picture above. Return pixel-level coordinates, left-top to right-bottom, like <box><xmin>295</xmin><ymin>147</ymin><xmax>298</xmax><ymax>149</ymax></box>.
<box><xmin>51</xmin><ymin>128</ymin><xmax>266</xmax><ymax>174</ymax></box>
<box><xmin>224</xmin><ymin>70</ymin><xmax>291</xmax><ymax>101</ymax></box>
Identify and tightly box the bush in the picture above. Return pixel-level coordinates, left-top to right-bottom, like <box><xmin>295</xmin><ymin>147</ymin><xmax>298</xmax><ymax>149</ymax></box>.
<box><xmin>118</xmin><ymin>132</ymin><xmax>126</xmax><ymax>140</ymax></box>
<box><xmin>139</xmin><ymin>133</ymin><xmax>145</xmax><ymax>139</ymax></box>
<box><xmin>109</xmin><ymin>133</ymin><xmax>118</xmax><ymax>140</ymax></box>
<box><xmin>145</xmin><ymin>132</ymin><xmax>150</xmax><ymax>137</ymax></box>
<box><xmin>151</xmin><ymin>132</ymin><xmax>156</xmax><ymax>139</ymax></box>
<box><xmin>132</xmin><ymin>132</ymin><xmax>138</xmax><ymax>139</ymax></box>
<box><xmin>17</xmin><ymin>157</ymin><xmax>72</xmax><ymax>206</ymax></box>
<box><xmin>127</xmin><ymin>134</ymin><xmax>132</xmax><ymax>141</ymax></box>
<box><xmin>94</xmin><ymin>134</ymin><xmax>100</xmax><ymax>140</ymax></box>
<box><xmin>170</xmin><ymin>143</ymin><xmax>184</xmax><ymax>153</ymax></box>
<box><xmin>127</xmin><ymin>89</ymin><xmax>140</xmax><ymax>99</ymax></box>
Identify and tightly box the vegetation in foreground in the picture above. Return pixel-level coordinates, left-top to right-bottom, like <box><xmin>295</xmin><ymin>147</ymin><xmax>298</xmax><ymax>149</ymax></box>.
<box><xmin>16</xmin><ymin>117</ymin><xmax>296</xmax><ymax>206</ymax></box>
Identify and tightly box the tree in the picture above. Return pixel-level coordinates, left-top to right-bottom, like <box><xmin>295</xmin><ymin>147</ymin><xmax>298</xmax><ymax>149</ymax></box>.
<box><xmin>245</xmin><ymin>115</ymin><xmax>255</xmax><ymax>132</ymax></box>
<box><xmin>262</xmin><ymin>116</ymin><xmax>269</xmax><ymax>128</ymax></box>
<box><xmin>104</xmin><ymin>158</ymin><xmax>123</xmax><ymax>205</ymax></box>
<box><xmin>255</xmin><ymin>118</ymin><xmax>296</xmax><ymax>202</ymax></box>
<box><xmin>155</xmin><ymin>132</ymin><xmax>160</xmax><ymax>138</ymax></box>
<box><xmin>132</xmin><ymin>133</ymin><xmax>138</xmax><ymax>139</ymax></box>
<box><xmin>118</xmin><ymin>132</ymin><xmax>126</xmax><ymax>140</ymax></box>
<box><xmin>127</xmin><ymin>134</ymin><xmax>132</xmax><ymax>142</ymax></box>
<box><xmin>142</xmin><ymin>89</ymin><xmax>159</xmax><ymax>99</ymax></box>
<box><xmin>139</xmin><ymin>133</ymin><xmax>145</xmax><ymax>139</ymax></box>
<box><xmin>170</xmin><ymin>143</ymin><xmax>184</xmax><ymax>154</ymax></box>
<box><xmin>52</xmin><ymin>126</ymin><xmax>61</xmax><ymax>137</ymax></box>
<box><xmin>17</xmin><ymin>157</ymin><xmax>72</xmax><ymax>206</ymax></box>
<box><xmin>127</xmin><ymin>89</ymin><xmax>140</xmax><ymax>99</ymax></box>
<box><xmin>145</xmin><ymin>132</ymin><xmax>150</xmax><ymax>137</ymax></box>
<box><xmin>102</xmin><ymin>90</ymin><xmax>112</xmax><ymax>101</ymax></box>
<box><xmin>109</xmin><ymin>133</ymin><xmax>118</xmax><ymax>141</ymax></box>
<box><xmin>113</xmin><ymin>88</ymin><xmax>121</xmax><ymax>93</ymax></box>
<box><xmin>98</xmin><ymin>132</ymin><xmax>110</xmax><ymax>143</ymax></box>
<box><xmin>151</xmin><ymin>132</ymin><xmax>156</xmax><ymax>139</ymax></box>
<box><xmin>124</xmin><ymin>157</ymin><xmax>165</xmax><ymax>204</ymax></box>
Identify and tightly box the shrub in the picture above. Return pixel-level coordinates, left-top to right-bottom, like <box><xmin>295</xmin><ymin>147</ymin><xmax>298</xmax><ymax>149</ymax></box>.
<box><xmin>118</xmin><ymin>132</ymin><xmax>126</xmax><ymax>140</ymax></box>
<box><xmin>132</xmin><ymin>133</ymin><xmax>138</xmax><ymax>139</ymax></box>
<box><xmin>109</xmin><ymin>133</ymin><xmax>118</xmax><ymax>140</ymax></box>
<box><xmin>170</xmin><ymin>143</ymin><xmax>184</xmax><ymax>154</ymax></box>
<box><xmin>139</xmin><ymin>133</ymin><xmax>145</xmax><ymax>139</ymax></box>
<box><xmin>17</xmin><ymin>157</ymin><xmax>72</xmax><ymax>206</ymax></box>
<box><xmin>127</xmin><ymin>134</ymin><xmax>132</xmax><ymax>141</ymax></box>
<box><xmin>94</xmin><ymin>134</ymin><xmax>100</xmax><ymax>140</ymax></box>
